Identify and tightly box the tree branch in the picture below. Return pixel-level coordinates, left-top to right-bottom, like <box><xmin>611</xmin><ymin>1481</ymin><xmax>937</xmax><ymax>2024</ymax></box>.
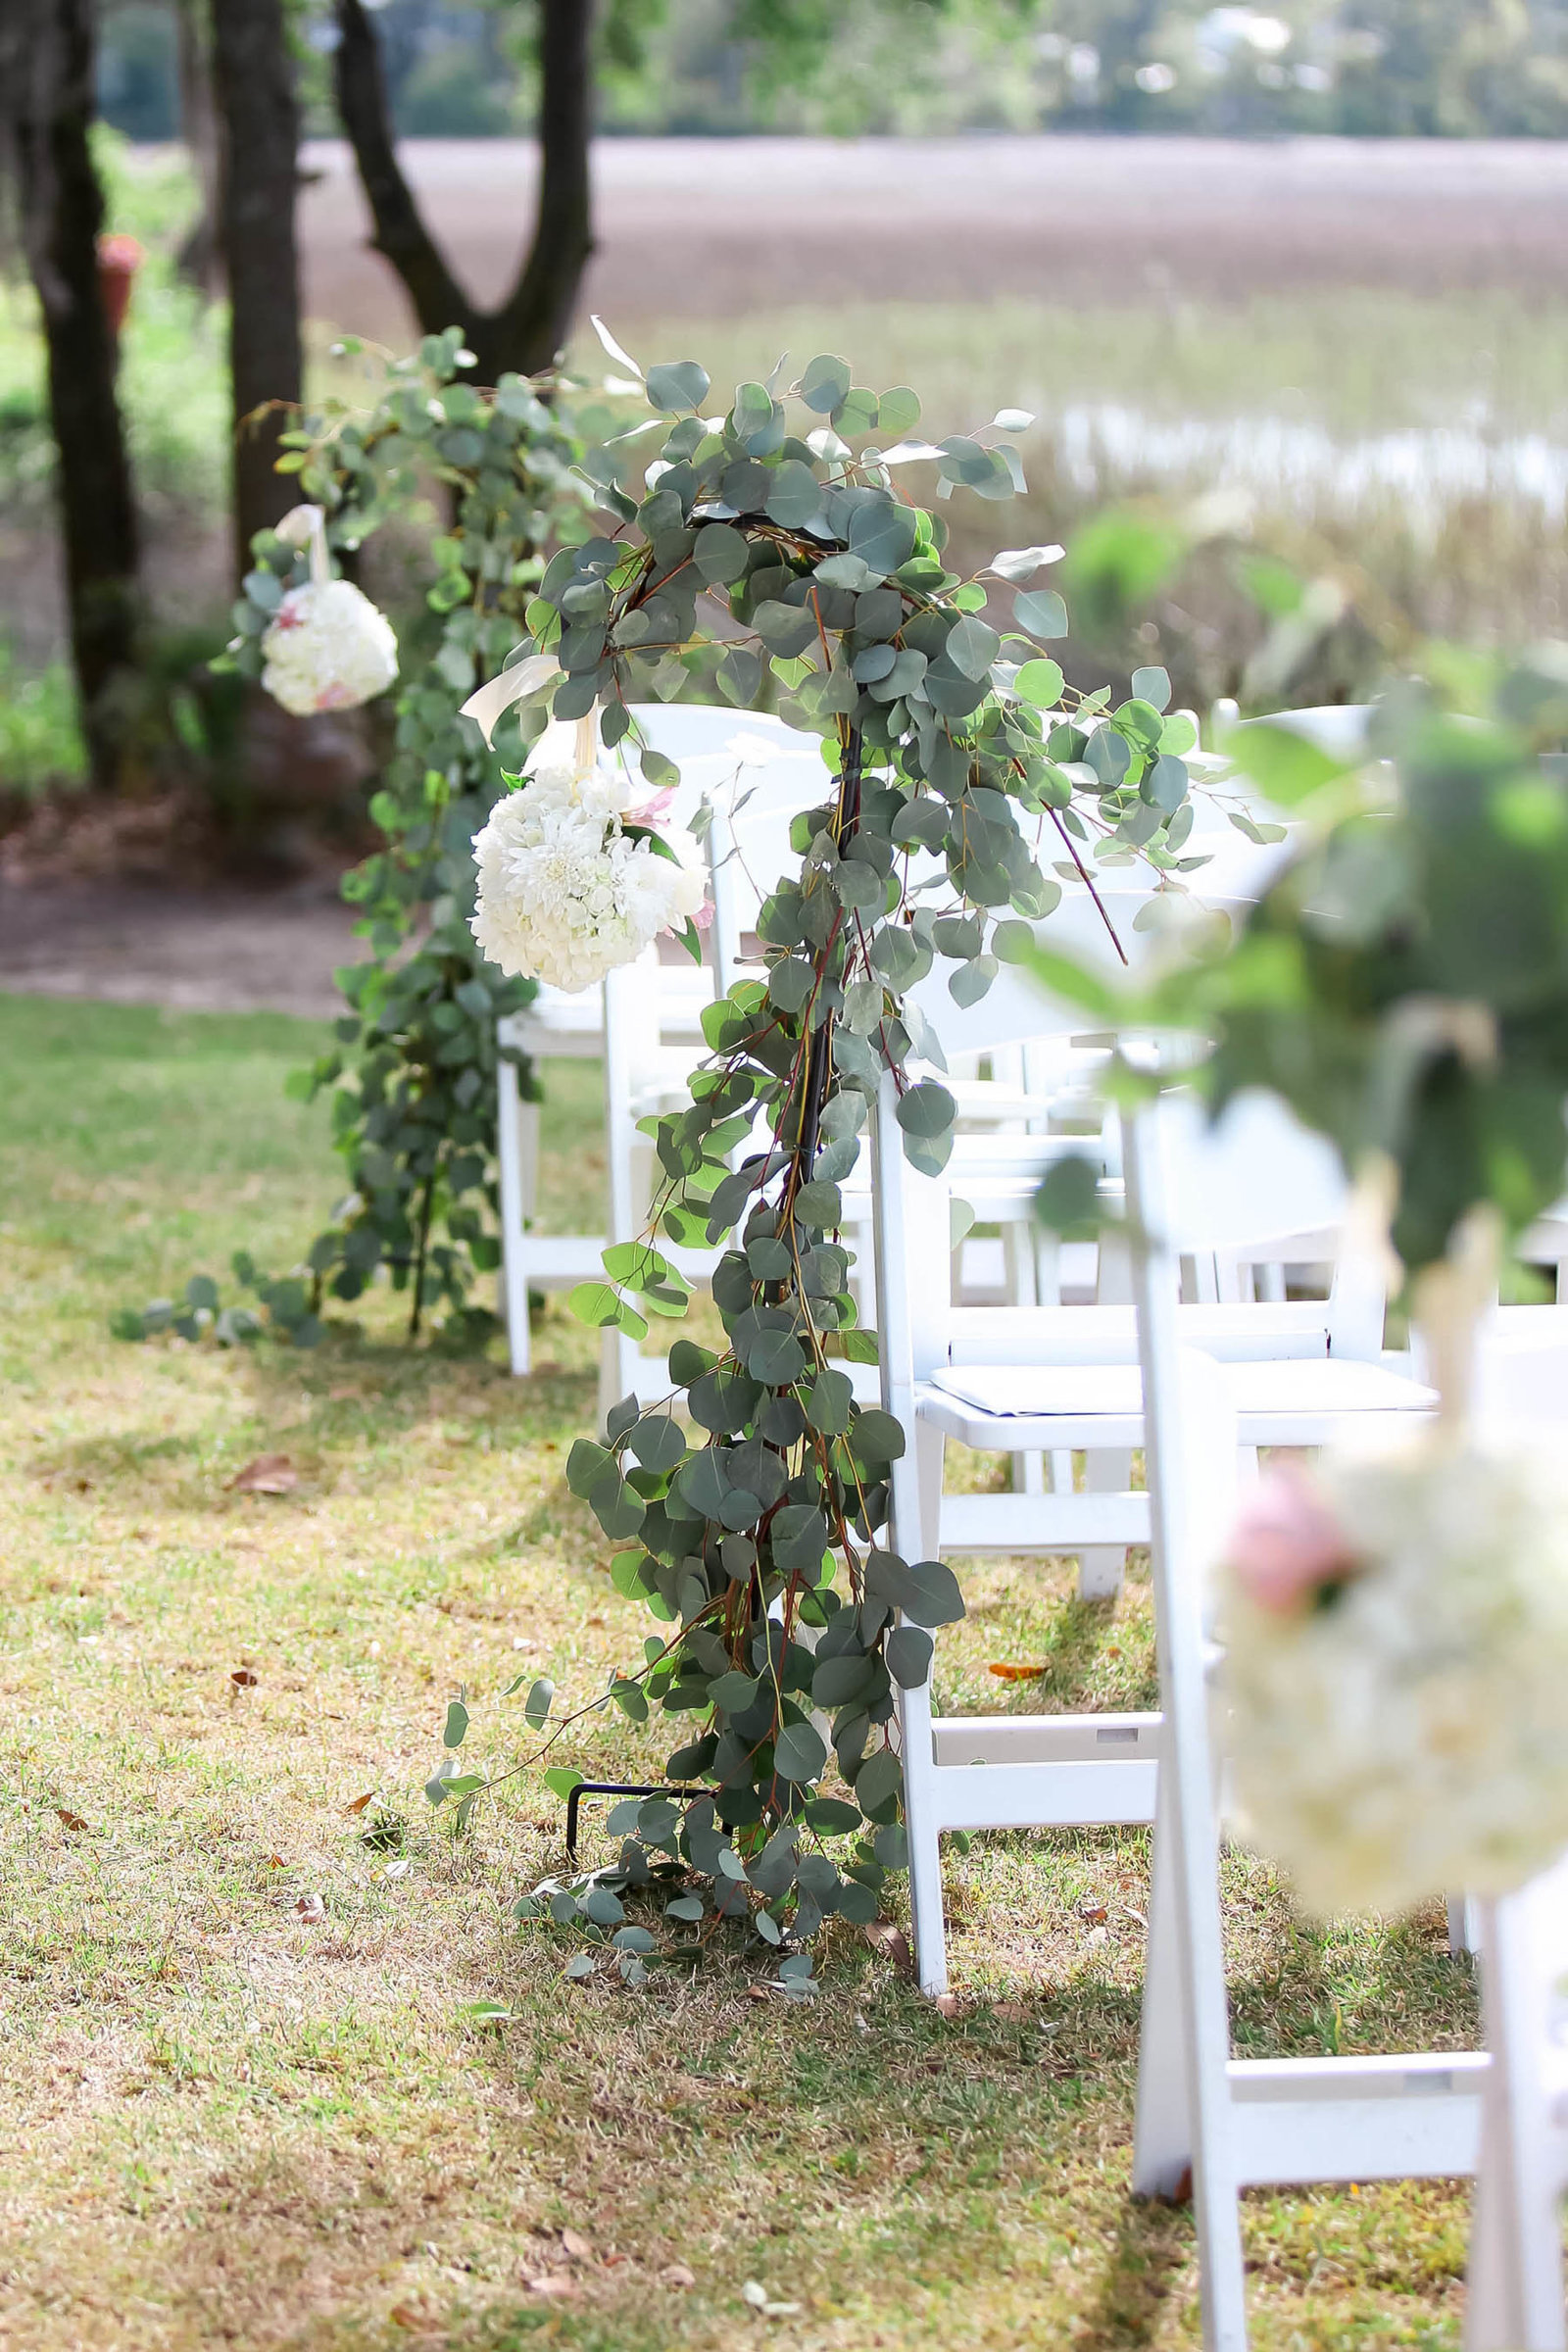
<box><xmin>330</xmin><ymin>0</ymin><xmax>595</xmax><ymax>384</ymax></box>
<box><xmin>491</xmin><ymin>0</ymin><xmax>596</xmax><ymax>377</ymax></box>
<box><xmin>332</xmin><ymin>0</ymin><xmax>474</xmax><ymax>343</ymax></box>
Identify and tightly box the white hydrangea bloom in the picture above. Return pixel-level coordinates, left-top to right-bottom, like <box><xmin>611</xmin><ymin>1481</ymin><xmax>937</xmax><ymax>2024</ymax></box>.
<box><xmin>1220</xmin><ymin>1439</ymin><xmax>1568</xmax><ymax>1916</ymax></box>
<box><xmin>468</xmin><ymin>727</ymin><xmax>707</xmax><ymax>993</ymax></box>
<box><xmin>261</xmin><ymin>578</ymin><xmax>399</xmax><ymax>716</ymax></box>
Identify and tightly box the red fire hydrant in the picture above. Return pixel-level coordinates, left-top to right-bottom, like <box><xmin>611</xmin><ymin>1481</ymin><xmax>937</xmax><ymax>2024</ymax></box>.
<box><xmin>96</xmin><ymin>233</ymin><xmax>144</xmax><ymax>342</ymax></box>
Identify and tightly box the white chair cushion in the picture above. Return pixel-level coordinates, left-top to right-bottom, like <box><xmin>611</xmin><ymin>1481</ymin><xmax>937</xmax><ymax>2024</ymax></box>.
<box><xmin>930</xmin><ymin>1355</ymin><xmax>1437</xmax><ymax>1424</ymax></box>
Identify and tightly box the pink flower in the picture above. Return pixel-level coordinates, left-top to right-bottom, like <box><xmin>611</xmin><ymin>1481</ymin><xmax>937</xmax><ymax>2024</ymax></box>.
<box><xmin>315</xmin><ymin>680</ymin><xmax>355</xmax><ymax>710</ymax></box>
<box><xmin>1225</xmin><ymin>1464</ymin><xmax>1357</xmax><ymax>1614</ymax></box>
<box><xmin>626</xmin><ymin>785</ymin><xmax>677</xmax><ymax>825</ymax></box>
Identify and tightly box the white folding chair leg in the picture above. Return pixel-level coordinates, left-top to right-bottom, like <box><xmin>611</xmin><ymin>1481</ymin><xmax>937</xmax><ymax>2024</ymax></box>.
<box><xmin>1132</xmin><ymin>1777</ymin><xmax>1197</xmax><ymax>2195</ymax></box>
<box><xmin>914</xmin><ymin>1422</ymin><xmax>946</xmax><ymax>1561</ymax></box>
<box><xmin>1466</xmin><ymin>1859</ymin><xmax>1568</xmax><ymax>2352</ymax></box>
<box><xmin>497</xmin><ymin>1054</ymin><xmax>533</xmax><ymax>1377</ymax></box>
<box><xmin>897</xmin><ymin>1668</ymin><xmax>951</xmax><ymax>1996</ymax></box>
<box><xmin>1079</xmin><ymin>1446</ymin><xmax>1133</xmax><ymax>1600</ymax></box>
<box><xmin>1448</xmin><ymin>1894</ymin><xmax>1482</xmax><ymax>1956</ymax></box>
<box><xmin>1126</xmin><ymin>1113</ymin><xmax>1251</xmax><ymax>2349</ymax></box>
<box><xmin>1080</xmin><ymin>1222</ymin><xmax>1135</xmax><ymax>1601</ymax></box>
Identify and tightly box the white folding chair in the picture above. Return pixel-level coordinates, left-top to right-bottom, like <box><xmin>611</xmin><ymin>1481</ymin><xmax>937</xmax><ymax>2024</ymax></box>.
<box><xmin>1120</xmin><ymin>1101</ymin><xmax>1486</xmax><ymax>2351</ymax></box>
<box><xmin>877</xmin><ymin>1052</ymin><xmax>1438</xmax><ymax>2001</ymax></box>
<box><xmin>896</xmin><ymin>877</ymin><xmax>1395</xmax><ymax>1602</ymax></box>
<box><xmin>496</xmin><ymin>705</ymin><xmax>820</xmax><ymax>1377</ymax></box>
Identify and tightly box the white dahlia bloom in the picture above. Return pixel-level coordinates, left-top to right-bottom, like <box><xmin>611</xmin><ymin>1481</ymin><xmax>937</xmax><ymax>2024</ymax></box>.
<box><xmin>261</xmin><ymin>578</ymin><xmax>399</xmax><ymax>716</ymax></box>
<box><xmin>468</xmin><ymin>723</ymin><xmax>707</xmax><ymax>993</ymax></box>
<box><xmin>1219</xmin><ymin>1441</ymin><xmax>1568</xmax><ymax>1916</ymax></box>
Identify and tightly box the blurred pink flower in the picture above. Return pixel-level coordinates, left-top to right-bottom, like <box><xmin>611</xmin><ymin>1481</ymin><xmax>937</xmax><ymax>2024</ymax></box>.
<box><xmin>1226</xmin><ymin>1464</ymin><xmax>1356</xmax><ymax>1614</ymax></box>
<box><xmin>627</xmin><ymin>786</ymin><xmax>676</xmax><ymax>825</ymax></box>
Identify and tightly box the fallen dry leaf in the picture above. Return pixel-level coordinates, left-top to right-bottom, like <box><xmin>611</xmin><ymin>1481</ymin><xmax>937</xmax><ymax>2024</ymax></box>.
<box><xmin>744</xmin><ymin>1985</ymin><xmax>769</xmax><ymax>2004</ymax></box>
<box><xmin>988</xmin><ymin>1660</ymin><xmax>1049</xmax><ymax>1680</ymax></box>
<box><xmin>344</xmin><ymin>1790</ymin><xmax>376</xmax><ymax>1815</ymax></box>
<box><xmin>935</xmin><ymin>1992</ymin><xmax>962</xmax><ymax>2020</ymax></box>
<box><xmin>527</xmin><ymin>2276</ymin><xmax>579</xmax><ymax>2300</ymax></box>
<box><xmin>992</xmin><ymin>2001</ymin><xmax>1032</xmax><ymax>2024</ymax></box>
<box><xmin>660</xmin><ymin>2264</ymin><xmax>696</xmax><ymax>2289</ymax></box>
<box><xmin>293</xmin><ymin>1893</ymin><xmax>325</xmax><ymax>1923</ymax></box>
<box><xmin>561</xmin><ymin>2229</ymin><xmax>594</xmax><ymax>2263</ymax></box>
<box><xmin>1079</xmin><ymin>1900</ymin><xmax>1109</xmax><ymax>1924</ymax></box>
<box><xmin>229</xmin><ymin>1667</ymin><xmax>259</xmax><ymax>1689</ymax></box>
<box><xmin>55</xmin><ymin>1808</ymin><xmax>89</xmax><ymax>1833</ymax></box>
<box><xmin>226</xmin><ymin>1454</ymin><xmax>298</xmax><ymax>1495</ymax></box>
<box><xmin>265</xmin><ymin>1853</ymin><xmax>285</xmax><ymax>1869</ymax></box>
<box><xmin>863</xmin><ymin>1920</ymin><xmax>914</xmax><ymax>1976</ymax></box>
<box><xmin>387</xmin><ymin>2309</ymin><xmax>444</xmax><ymax>2337</ymax></box>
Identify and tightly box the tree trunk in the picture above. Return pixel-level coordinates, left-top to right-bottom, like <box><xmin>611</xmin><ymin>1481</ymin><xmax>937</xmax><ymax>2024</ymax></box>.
<box><xmin>174</xmin><ymin>0</ymin><xmax>223</xmax><ymax>298</ymax></box>
<box><xmin>7</xmin><ymin>0</ymin><xmax>141</xmax><ymax>792</ymax></box>
<box><xmin>332</xmin><ymin>0</ymin><xmax>595</xmax><ymax>383</ymax></box>
<box><xmin>211</xmin><ymin>0</ymin><xmax>302</xmax><ymax>575</ymax></box>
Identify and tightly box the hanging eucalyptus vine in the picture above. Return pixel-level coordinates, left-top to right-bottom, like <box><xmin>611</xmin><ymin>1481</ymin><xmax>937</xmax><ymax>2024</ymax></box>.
<box><xmin>116</xmin><ymin>332</ymin><xmax>602</xmax><ymax>1346</ymax></box>
<box><xmin>439</xmin><ymin>334</ymin><xmax>1204</xmax><ymax>1983</ymax></box>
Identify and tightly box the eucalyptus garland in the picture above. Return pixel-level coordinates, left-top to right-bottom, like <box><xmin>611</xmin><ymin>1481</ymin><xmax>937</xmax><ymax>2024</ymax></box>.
<box><xmin>119</xmin><ymin>332</ymin><xmax>602</xmax><ymax>1345</ymax></box>
<box><xmin>441</xmin><ymin>339</ymin><xmax>1203</xmax><ymax>1979</ymax></box>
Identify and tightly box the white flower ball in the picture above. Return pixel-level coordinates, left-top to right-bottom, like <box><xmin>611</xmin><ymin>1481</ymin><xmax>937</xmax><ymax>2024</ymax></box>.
<box><xmin>468</xmin><ymin>749</ymin><xmax>707</xmax><ymax>994</ymax></box>
<box><xmin>261</xmin><ymin>578</ymin><xmax>399</xmax><ymax>716</ymax></box>
<box><xmin>1220</xmin><ymin>1438</ymin><xmax>1568</xmax><ymax>1916</ymax></box>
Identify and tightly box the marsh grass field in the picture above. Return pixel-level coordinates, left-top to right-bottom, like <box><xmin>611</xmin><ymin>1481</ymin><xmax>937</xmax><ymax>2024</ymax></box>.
<box><xmin>4</xmin><ymin>136</ymin><xmax>1568</xmax><ymax>729</ymax></box>
<box><xmin>0</xmin><ymin>995</ymin><xmax>1483</xmax><ymax>2350</ymax></box>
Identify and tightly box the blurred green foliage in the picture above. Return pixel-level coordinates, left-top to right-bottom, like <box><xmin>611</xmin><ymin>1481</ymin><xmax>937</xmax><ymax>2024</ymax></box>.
<box><xmin>1152</xmin><ymin>650</ymin><xmax>1568</xmax><ymax>1275</ymax></box>
<box><xmin>95</xmin><ymin>0</ymin><xmax>1568</xmax><ymax>142</ymax></box>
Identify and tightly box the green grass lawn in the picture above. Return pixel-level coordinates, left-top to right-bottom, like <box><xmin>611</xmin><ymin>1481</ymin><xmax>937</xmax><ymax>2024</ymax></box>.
<box><xmin>0</xmin><ymin>992</ymin><xmax>1479</xmax><ymax>2350</ymax></box>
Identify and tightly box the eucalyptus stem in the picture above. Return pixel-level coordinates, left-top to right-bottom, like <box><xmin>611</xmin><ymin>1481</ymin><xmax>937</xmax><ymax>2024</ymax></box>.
<box><xmin>408</xmin><ymin>1162</ymin><xmax>437</xmax><ymax>1340</ymax></box>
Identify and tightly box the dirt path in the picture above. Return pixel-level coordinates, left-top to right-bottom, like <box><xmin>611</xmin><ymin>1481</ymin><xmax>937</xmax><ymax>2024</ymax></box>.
<box><xmin>296</xmin><ymin>132</ymin><xmax>1568</xmax><ymax>348</ymax></box>
<box><xmin>0</xmin><ymin>882</ymin><xmax>359</xmax><ymax>1018</ymax></box>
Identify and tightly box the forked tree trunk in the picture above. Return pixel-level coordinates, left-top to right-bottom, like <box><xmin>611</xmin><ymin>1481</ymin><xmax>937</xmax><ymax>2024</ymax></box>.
<box><xmin>211</xmin><ymin>0</ymin><xmax>303</xmax><ymax>574</ymax></box>
<box><xmin>332</xmin><ymin>0</ymin><xmax>595</xmax><ymax>381</ymax></box>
